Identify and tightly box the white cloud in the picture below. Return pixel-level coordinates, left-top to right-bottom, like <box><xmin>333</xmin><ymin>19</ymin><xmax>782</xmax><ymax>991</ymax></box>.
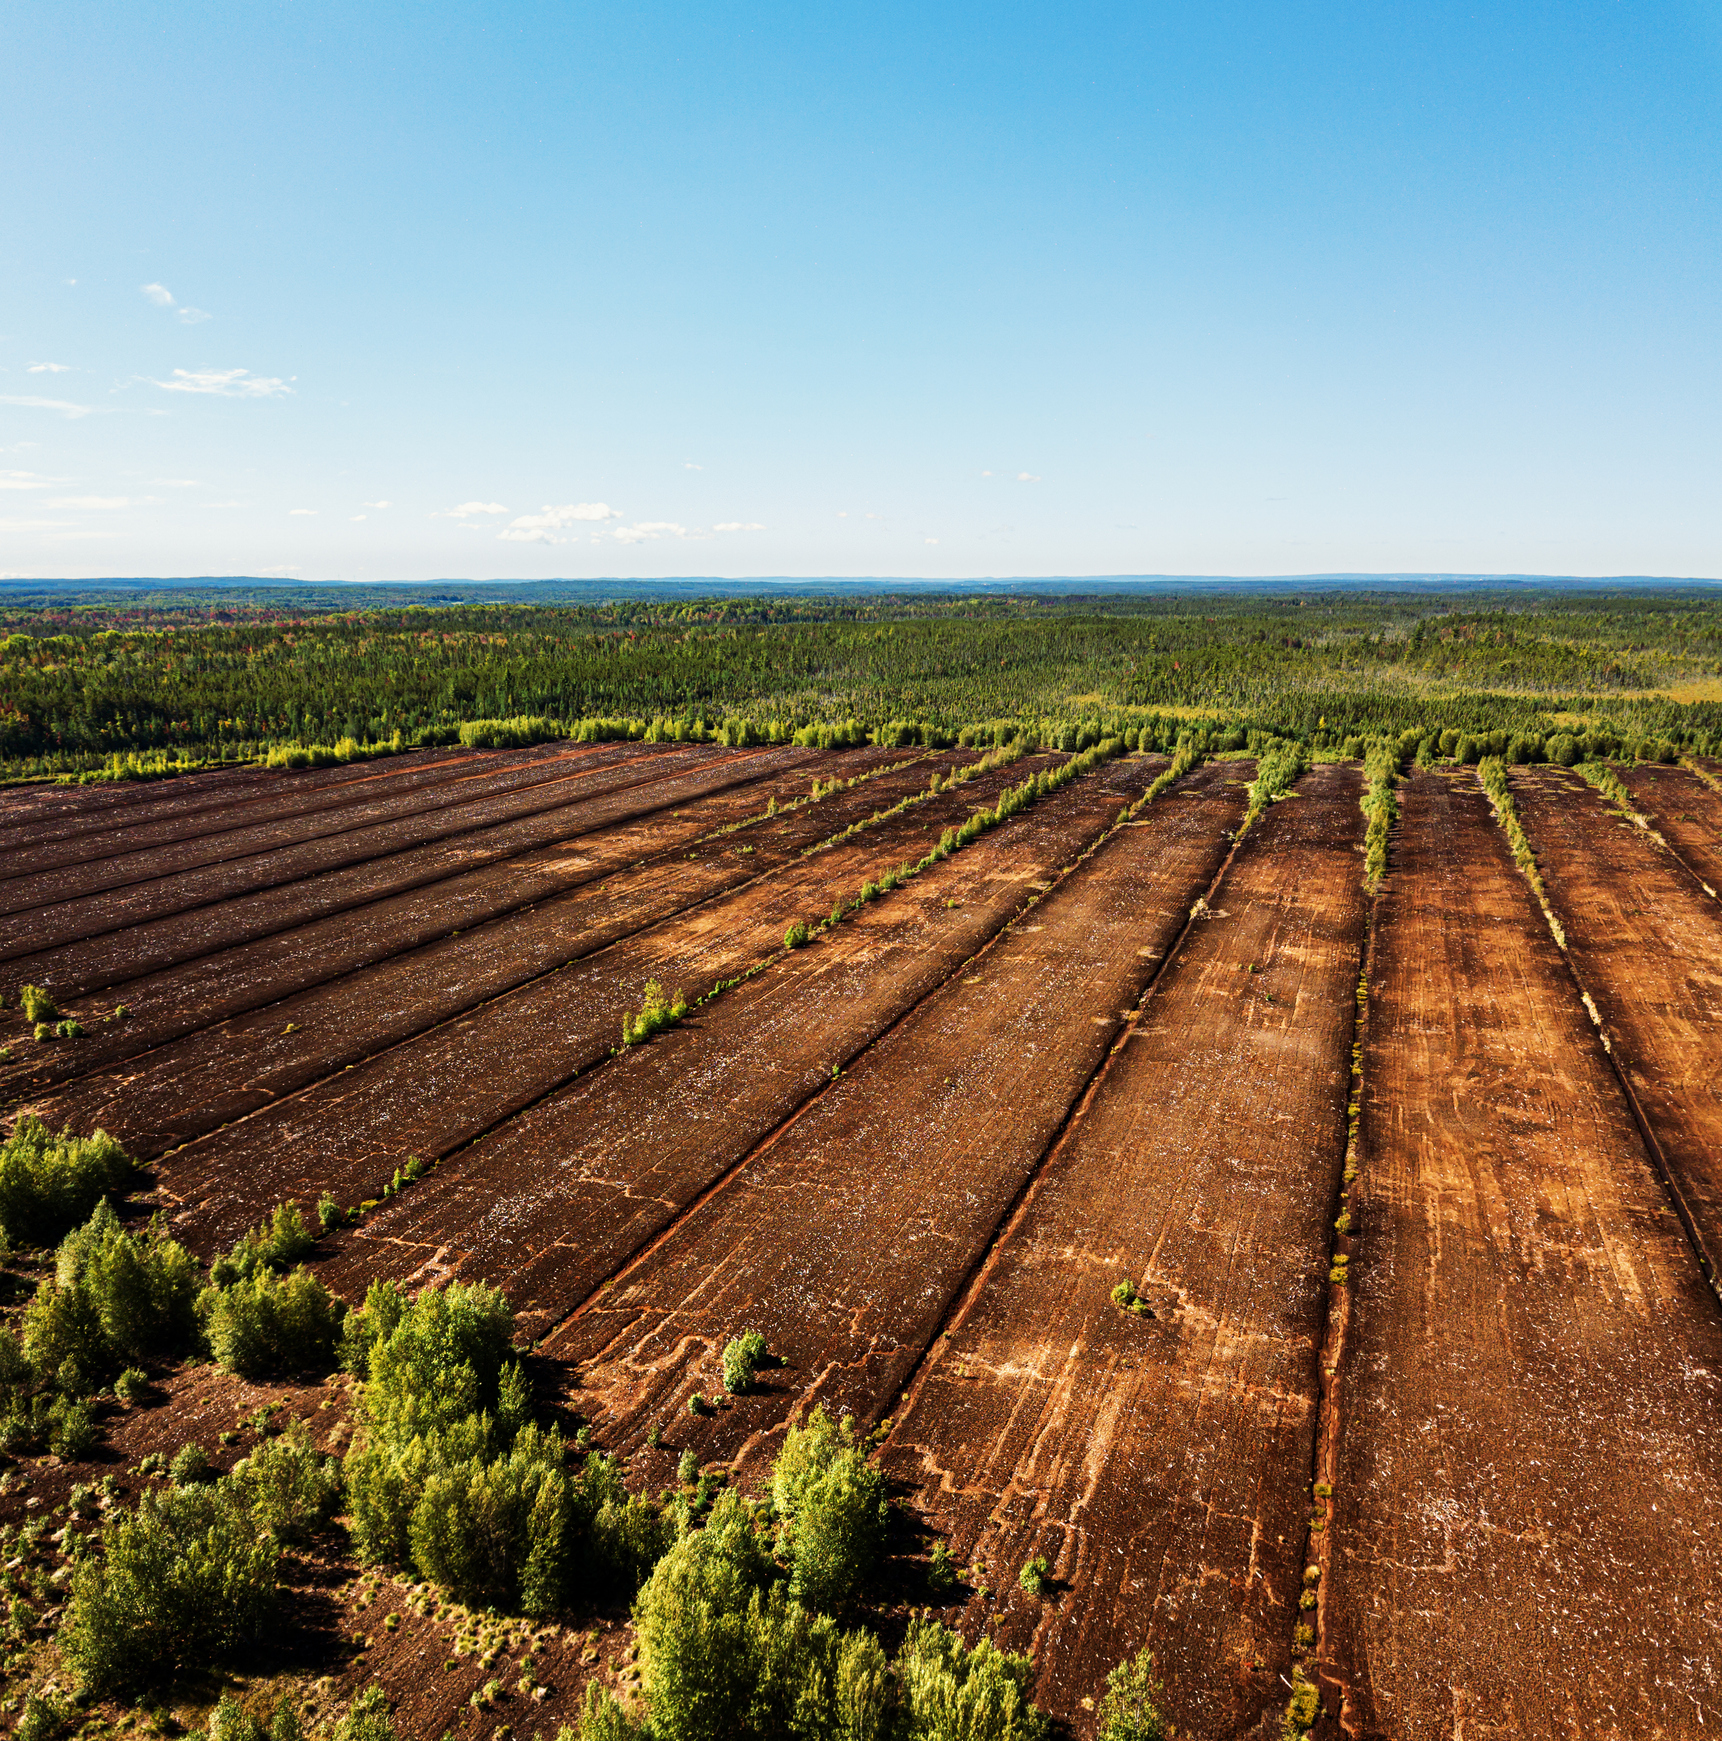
<box><xmin>0</xmin><ymin>395</ymin><xmax>91</xmax><ymax>419</ymax></box>
<box><xmin>1017</xmin><ymin>472</ymin><xmax>1041</xmax><ymax>483</ymax></box>
<box><xmin>433</xmin><ymin>501</ymin><xmax>508</xmax><ymax>519</ymax></box>
<box><xmin>0</xmin><ymin>471</ymin><xmax>56</xmax><ymax>491</ymax></box>
<box><xmin>257</xmin><ymin>565</ymin><xmax>300</xmax><ymax>576</ymax></box>
<box><xmin>27</xmin><ymin>363</ymin><xmax>71</xmax><ymax>374</ymax></box>
<box><xmin>499</xmin><ymin>502</ymin><xmax>622</xmax><ymax>543</ymax></box>
<box><xmin>684</xmin><ymin>462</ymin><xmax>703</xmax><ymax>470</ymax></box>
<box><xmin>608</xmin><ymin>520</ymin><xmax>691</xmax><ymax>544</ymax></box>
<box><xmin>712</xmin><ymin>522</ymin><xmax>765</xmax><ymax>532</ymax></box>
<box><xmin>836</xmin><ymin>511</ymin><xmax>848</xmax><ymax>519</ymax></box>
<box><xmin>151</xmin><ymin>478</ymin><xmax>201</xmax><ymax>487</ymax></box>
<box><xmin>153</xmin><ymin>368</ymin><xmax>290</xmax><ymax>398</ymax></box>
<box><xmin>925</xmin><ymin>537</ymin><xmax>939</xmax><ymax>545</ymax></box>
<box><xmin>363</xmin><ymin>499</ymin><xmax>392</xmax><ymax>509</ymax></box>
<box><xmin>349</xmin><ymin>514</ymin><xmax>367</xmax><ymax>522</ymax></box>
<box><xmin>141</xmin><ymin>283</ymin><xmax>211</xmax><ymax>324</ymax></box>
<box><xmin>48</xmin><ymin>495</ymin><xmax>159</xmax><ymax>510</ymax></box>
<box><xmin>289</xmin><ymin>508</ymin><xmax>318</xmax><ymax>516</ymax></box>
<box><xmin>0</xmin><ymin>517</ymin><xmax>73</xmax><ymax>532</ymax></box>
<box><xmin>981</xmin><ymin>470</ymin><xmax>993</xmax><ymax>477</ymax></box>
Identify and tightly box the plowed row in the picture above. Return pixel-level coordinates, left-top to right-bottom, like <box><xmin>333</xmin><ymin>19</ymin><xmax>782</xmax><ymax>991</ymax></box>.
<box><xmin>1319</xmin><ymin>772</ymin><xmax>1722</xmax><ymax>1740</ymax></box>
<box><xmin>5</xmin><ymin>745</ymin><xmax>1722</xmax><ymax>1740</ymax></box>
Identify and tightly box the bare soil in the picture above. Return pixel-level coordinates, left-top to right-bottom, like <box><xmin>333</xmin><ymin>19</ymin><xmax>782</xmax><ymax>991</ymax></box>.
<box><xmin>0</xmin><ymin>746</ymin><xmax>908</xmax><ymax>1097</ymax></box>
<box><xmin>536</xmin><ymin>762</ymin><xmax>1255</xmax><ymax>1504</ymax></box>
<box><xmin>316</xmin><ymin>755</ymin><xmax>1199</xmax><ymax>1333</ymax></box>
<box><xmin>1511</xmin><ymin>764</ymin><xmax>1722</xmax><ymax>1288</ymax></box>
<box><xmin>1318</xmin><ymin>771</ymin><xmax>1722</xmax><ymax>1740</ymax></box>
<box><xmin>1614</xmin><ymin>761</ymin><xmax>1722</xmax><ymax>892</ymax></box>
<box><xmin>878</xmin><ymin>764</ymin><xmax>1368</xmax><ymax>1739</ymax></box>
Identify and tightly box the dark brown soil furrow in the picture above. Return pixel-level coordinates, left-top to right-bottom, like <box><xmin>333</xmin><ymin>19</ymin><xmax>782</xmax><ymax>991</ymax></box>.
<box><xmin>28</xmin><ymin>756</ymin><xmax>1077</xmax><ymax>1233</ymax></box>
<box><xmin>876</xmin><ymin>765</ymin><xmax>1368</xmax><ymax>1741</ymax></box>
<box><xmin>0</xmin><ymin>742</ymin><xmax>778</xmax><ymax>957</ymax></box>
<box><xmin>314</xmin><ymin>758</ymin><xmax>1223</xmax><ymax>1329</ymax></box>
<box><xmin>532</xmin><ymin>763</ymin><xmax>1256</xmax><ymax>1498</ymax></box>
<box><xmin>0</xmin><ymin>747</ymin><xmax>900</xmax><ymax>1093</ymax></box>
<box><xmin>1318</xmin><ymin>772</ymin><xmax>1722</xmax><ymax>1741</ymax></box>
<box><xmin>1613</xmin><ymin>761</ymin><xmax>1722</xmax><ymax>892</ymax></box>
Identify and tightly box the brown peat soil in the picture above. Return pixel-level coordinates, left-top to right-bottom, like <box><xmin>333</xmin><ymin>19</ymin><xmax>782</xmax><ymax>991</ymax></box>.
<box><xmin>1318</xmin><ymin>771</ymin><xmax>1722</xmax><ymax>1741</ymax></box>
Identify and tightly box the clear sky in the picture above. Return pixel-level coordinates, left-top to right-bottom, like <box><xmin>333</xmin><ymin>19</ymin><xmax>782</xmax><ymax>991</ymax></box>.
<box><xmin>2</xmin><ymin>1</ymin><xmax>1718</xmax><ymax>582</ymax></box>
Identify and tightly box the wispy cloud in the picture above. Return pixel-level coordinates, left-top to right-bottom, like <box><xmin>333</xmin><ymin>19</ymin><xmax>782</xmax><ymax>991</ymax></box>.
<box><xmin>499</xmin><ymin>502</ymin><xmax>622</xmax><ymax>543</ymax></box>
<box><xmin>0</xmin><ymin>471</ymin><xmax>57</xmax><ymax>491</ymax></box>
<box><xmin>0</xmin><ymin>517</ymin><xmax>73</xmax><ymax>533</ymax></box>
<box><xmin>0</xmin><ymin>395</ymin><xmax>92</xmax><ymax>419</ymax></box>
<box><xmin>924</xmin><ymin>536</ymin><xmax>939</xmax><ymax>545</ymax></box>
<box><xmin>349</xmin><ymin>514</ymin><xmax>367</xmax><ymax>522</ymax></box>
<box><xmin>141</xmin><ymin>283</ymin><xmax>210</xmax><ymax>324</ymax></box>
<box><xmin>433</xmin><ymin>501</ymin><xmax>508</xmax><ymax>519</ymax></box>
<box><xmin>26</xmin><ymin>363</ymin><xmax>71</xmax><ymax>375</ymax></box>
<box><xmin>363</xmin><ymin>499</ymin><xmax>392</xmax><ymax>509</ymax></box>
<box><xmin>153</xmin><ymin>368</ymin><xmax>290</xmax><ymax>398</ymax></box>
<box><xmin>151</xmin><ymin>478</ymin><xmax>201</xmax><ymax>488</ymax></box>
<box><xmin>1017</xmin><ymin>472</ymin><xmax>1041</xmax><ymax>483</ymax></box>
<box><xmin>289</xmin><ymin>508</ymin><xmax>318</xmax><ymax>517</ymax></box>
<box><xmin>712</xmin><ymin>522</ymin><xmax>765</xmax><ymax>533</ymax></box>
<box><xmin>48</xmin><ymin>495</ymin><xmax>159</xmax><ymax>510</ymax></box>
<box><xmin>684</xmin><ymin>462</ymin><xmax>703</xmax><ymax>470</ymax></box>
<box><xmin>608</xmin><ymin>521</ymin><xmax>687</xmax><ymax>545</ymax></box>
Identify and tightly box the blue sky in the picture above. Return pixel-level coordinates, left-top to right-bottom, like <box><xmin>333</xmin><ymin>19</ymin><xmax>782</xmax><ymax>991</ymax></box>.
<box><xmin>2</xmin><ymin>1</ymin><xmax>1718</xmax><ymax>581</ymax></box>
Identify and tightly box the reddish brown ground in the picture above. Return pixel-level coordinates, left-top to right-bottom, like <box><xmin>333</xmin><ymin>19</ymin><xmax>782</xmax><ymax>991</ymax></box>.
<box><xmin>125</xmin><ymin>753</ymin><xmax>1084</xmax><ymax>1245</ymax></box>
<box><xmin>537</xmin><ymin>763</ymin><xmax>1256</xmax><ymax>1518</ymax></box>
<box><xmin>1613</xmin><ymin>760</ymin><xmax>1722</xmax><ymax>892</ymax></box>
<box><xmin>0</xmin><ymin>738</ymin><xmax>623</xmax><ymax>895</ymax></box>
<box><xmin>12</xmin><ymin>750</ymin><xmax>985</xmax><ymax>1180</ymax></box>
<box><xmin>1511</xmin><ymin>765</ymin><xmax>1722</xmax><ymax>1287</ymax></box>
<box><xmin>1318</xmin><ymin>772</ymin><xmax>1722</xmax><ymax>1740</ymax></box>
<box><xmin>0</xmin><ymin>741</ymin><xmax>808</xmax><ymax>960</ymax></box>
<box><xmin>0</xmin><ymin>747</ymin><xmax>916</xmax><ymax>1097</ymax></box>
<box><xmin>317</xmin><ymin>756</ymin><xmax>1218</xmax><ymax>1333</ymax></box>
<box><xmin>878</xmin><ymin>764</ymin><xmax>1368</xmax><ymax>1740</ymax></box>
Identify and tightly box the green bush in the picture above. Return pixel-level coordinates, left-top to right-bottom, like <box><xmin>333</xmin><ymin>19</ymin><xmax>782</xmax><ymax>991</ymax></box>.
<box><xmin>0</xmin><ymin>1120</ymin><xmax>133</xmax><ymax>1249</ymax></box>
<box><xmin>115</xmin><ymin>1366</ymin><xmax>149</xmax><ymax>1404</ymax></box>
<box><xmin>771</xmin><ymin>1407</ymin><xmax>888</xmax><ymax>1614</ymax></box>
<box><xmin>333</xmin><ymin>1687</ymin><xmax>398</xmax><ymax>1741</ymax></box>
<box><xmin>723</xmin><ymin>1329</ymin><xmax>767</xmax><ymax>1394</ymax></box>
<box><xmin>49</xmin><ymin>1201</ymin><xmax>200</xmax><ymax>1364</ymax></box>
<box><xmin>210</xmin><ymin>1200</ymin><xmax>318</xmax><ymax>1286</ymax></box>
<box><xmin>1017</xmin><ymin>1555</ymin><xmax>1049</xmax><ymax>1596</ymax></box>
<box><xmin>898</xmin><ymin>1616</ymin><xmax>1049</xmax><ymax>1741</ymax></box>
<box><xmin>230</xmin><ymin>1423</ymin><xmax>342</xmax><ymax>1543</ymax></box>
<box><xmin>171</xmin><ymin>1443</ymin><xmax>212</xmax><ymax>1485</ymax></box>
<box><xmin>18</xmin><ymin>985</ymin><xmax>58</xmax><ymax>1024</ymax></box>
<box><xmin>200</xmin><ymin>1266</ymin><xmax>344</xmax><ymax>1378</ymax></box>
<box><xmin>61</xmin><ymin>1480</ymin><xmax>277</xmax><ymax>1693</ymax></box>
<box><xmin>622</xmin><ymin>978</ymin><xmax>688</xmax><ymax>1047</ymax></box>
<box><xmin>1096</xmin><ymin>1645</ymin><xmax>1167</xmax><ymax>1741</ymax></box>
<box><xmin>459</xmin><ymin>715</ymin><xmax>563</xmax><ymax>749</ymax></box>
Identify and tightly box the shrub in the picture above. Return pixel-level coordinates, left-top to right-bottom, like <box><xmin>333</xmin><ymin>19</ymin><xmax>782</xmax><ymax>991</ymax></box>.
<box><xmin>1096</xmin><ymin>1645</ymin><xmax>1168</xmax><ymax>1741</ymax></box>
<box><xmin>201</xmin><ymin>1266</ymin><xmax>345</xmax><ymax>1378</ymax></box>
<box><xmin>677</xmin><ymin>1447</ymin><xmax>699</xmax><ymax>1486</ymax></box>
<box><xmin>55</xmin><ymin>1019</ymin><xmax>82</xmax><ymax>1040</ymax></box>
<box><xmin>783</xmin><ymin>921</ymin><xmax>811</xmax><ymax>950</ymax></box>
<box><xmin>47</xmin><ymin>1201</ymin><xmax>201</xmax><ymax>1366</ymax></box>
<box><xmin>898</xmin><ymin>1616</ymin><xmax>1048</xmax><ymax>1741</ymax></box>
<box><xmin>333</xmin><ymin>1686</ymin><xmax>398</xmax><ymax>1741</ymax></box>
<box><xmin>18</xmin><ymin>985</ymin><xmax>58</xmax><ymax>1024</ymax></box>
<box><xmin>622</xmin><ymin>979</ymin><xmax>688</xmax><ymax>1047</ymax></box>
<box><xmin>458</xmin><ymin>715</ymin><xmax>563</xmax><ymax>750</ymax></box>
<box><xmin>928</xmin><ymin>1540</ymin><xmax>958</xmax><ymax>1597</ymax></box>
<box><xmin>722</xmin><ymin>1329</ymin><xmax>767</xmax><ymax>1394</ymax></box>
<box><xmin>16</xmin><ymin>1692</ymin><xmax>71</xmax><ymax>1741</ymax></box>
<box><xmin>230</xmin><ymin>1423</ymin><xmax>343</xmax><ymax>1542</ymax></box>
<box><xmin>61</xmin><ymin>1481</ymin><xmax>277</xmax><ymax>1693</ymax></box>
<box><xmin>171</xmin><ymin>1443</ymin><xmax>212</xmax><ymax>1485</ymax></box>
<box><xmin>1017</xmin><ymin>1555</ymin><xmax>1049</xmax><ymax>1596</ymax></box>
<box><xmin>32</xmin><ymin>1023</ymin><xmax>54</xmax><ymax>1043</ymax></box>
<box><xmin>771</xmin><ymin>1406</ymin><xmax>888</xmax><ymax>1614</ymax></box>
<box><xmin>211</xmin><ymin>1201</ymin><xmax>317</xmax><ymax>1286</ymax></box>
<box><xmin>317</xmin><ymin>1195</ymin><xmax>342</xmax><ymax>1232</ymax></box>
<box><xmin>115</xmin><ymin>1366</ymin><xmax>149</xmax><ymax>1404</ymax></box>
<box><xmin>0</xmin><ymin>1120</ymin><xmax>133</xmax><ymax>1249</ymax></box>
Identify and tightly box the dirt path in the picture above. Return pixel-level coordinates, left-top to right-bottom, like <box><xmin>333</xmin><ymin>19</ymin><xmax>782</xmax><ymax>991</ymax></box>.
<box><xmin>875</xmin><ymin>764</ymin><xmax>1367</xmax><ymax>1739</ymax></box>
<box><xmin>317</xmin><ymin>758</ymin><xmax>1233</xmax><ymax>1333</ymax></box>
<box><xmin>536</xmin><ymin>763</ymin><xmax>1257</xmax><ymax>1500</ymax></box>
<box><xmin>1613</xmin><ymin>761</ymin><xmax>1722</xmax><ymax>892</ymax></box>
<box><xmin>1511</xmin><ymin>764</ymin><xmax>1722</xmax><ymax>1287</ymax></box>
<box><xmin>1318</xmin><ymin>771</ymin><xmax>1722</xmax><ymax>1741</ymax></box>
<box><xmin>0</xmin><ymin>749</ymin><xmax>913</xmax><ymax>1095</ymax></box>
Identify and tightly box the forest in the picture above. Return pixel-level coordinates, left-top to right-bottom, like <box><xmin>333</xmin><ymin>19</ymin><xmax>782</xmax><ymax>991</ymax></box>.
<box><xmin>1</xmin><ymin>582</ymin><xmax>1720</xmax><ymax>782</ymax></box>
